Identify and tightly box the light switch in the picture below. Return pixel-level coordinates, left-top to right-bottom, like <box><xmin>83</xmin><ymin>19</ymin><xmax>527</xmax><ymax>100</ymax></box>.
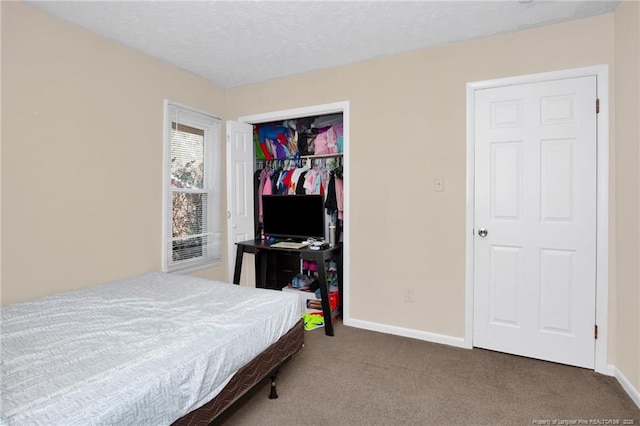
<box><xmin>434</xmin><ymin>176</ymin><xmax>444</xmax><ymax>192</ymax></box>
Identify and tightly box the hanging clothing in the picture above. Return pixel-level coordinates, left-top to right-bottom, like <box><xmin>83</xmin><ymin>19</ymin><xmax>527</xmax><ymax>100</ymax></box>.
<box><xmin>276</xmin><ymin>169</ymin><xmax>288</xmax><ymax>194</ymax></box>
<box><xmin>335</xmin><ymin>177</ymin><xmax>344</xmax><ymax>220</ymax></box>
<box><xmin>270</xmin><ymin>168</ymin><xmax>281</xmax><ymax>194</ymax></box>
<box><xmin>254</xmin><ymin>169</ymin><xmax>262</xmax><ymax>233</ymax></box>
<box><xmin>289</xmin><ymin>165</ymin><xmax>309</xmax><ymax>195</ymax></box>
<box><xmin>296</xmin><ymin>170</ymin><xmax>308</xmax><ymax>195</ymax></box>
<box><xmin>257</xmin><ymin>167</ymin><xmax>270</xmax><ymax>223</ymax></box>
<box><xmin>304</xmin><ymin>169</ymin><xmax>320</xmax><ymax>194</ymax></box>
<box><xmin>325</xmin><ymin>173</ymin><xmax>337</xmax><ymax>214</ymax></box>
<box><xmin>281</xmin><ymin>169</ymin><xmax>294</xmax><ymax>193</ymax></box>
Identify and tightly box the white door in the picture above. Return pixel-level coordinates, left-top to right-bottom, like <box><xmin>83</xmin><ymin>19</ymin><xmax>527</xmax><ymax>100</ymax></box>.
<box><xmin>226</xmin><ymin>121</ymin><xmax>255</xmax><ymax>282</ymax></box>
<box><xmin>473</xmin><ymin>76</ymin><xmax>597</xmax><ymax>368</ymax></box>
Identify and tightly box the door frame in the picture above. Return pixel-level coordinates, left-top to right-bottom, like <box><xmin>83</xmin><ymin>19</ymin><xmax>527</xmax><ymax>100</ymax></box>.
<box><xmin>464</xmin><ymin>65</ymin><xmax>610</xmax><ymax>374</ymax></box>
<box><xmin>232</xmin><ymin>101</ymin><xmax>351</xmax><ymax>322</ymax></box>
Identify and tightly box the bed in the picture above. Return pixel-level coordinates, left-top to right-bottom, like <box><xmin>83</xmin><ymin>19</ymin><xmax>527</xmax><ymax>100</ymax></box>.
<box><xmin>0</xmin><ymin>272</ymin><xmax>304</xmax><ymax>425</ymax></box>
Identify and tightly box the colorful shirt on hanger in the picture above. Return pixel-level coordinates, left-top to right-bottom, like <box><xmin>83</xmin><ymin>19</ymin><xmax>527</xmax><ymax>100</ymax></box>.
<box><xmin>335</xmin><ymin>177</ymin><xmax>344</xmax><ymax>220</ymax></box>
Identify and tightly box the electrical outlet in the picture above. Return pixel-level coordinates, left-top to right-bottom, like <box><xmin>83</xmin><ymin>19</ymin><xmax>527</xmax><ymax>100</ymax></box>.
<box><xmin>403</xmin><ymin>288</ymin><xmax>414</xmax><ymax>302</ymax></box>
<box><xmin>434</xmin><ymin>176</ymin><xmax>444</xmax><ymax>192</ymax></box>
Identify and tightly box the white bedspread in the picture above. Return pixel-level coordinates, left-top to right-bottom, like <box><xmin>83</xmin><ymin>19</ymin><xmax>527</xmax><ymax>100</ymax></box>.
<box><xmin>0</xmin><ymin>273</ymin><xmax>302</xmax><ymax>426</ymax></box>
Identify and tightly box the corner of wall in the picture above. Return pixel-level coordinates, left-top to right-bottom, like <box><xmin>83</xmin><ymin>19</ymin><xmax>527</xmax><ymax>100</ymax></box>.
<box><xmin>613</xmin><ymin>0</ymin><xmax>640</xmax><ymax>398</ymax></box>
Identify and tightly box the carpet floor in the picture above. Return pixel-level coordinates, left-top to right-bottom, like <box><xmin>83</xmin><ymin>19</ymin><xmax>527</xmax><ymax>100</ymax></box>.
<box><xmin>216</xmin><ymin>322</ymin><xmax>640</xmax><ymax>425</ymax></box>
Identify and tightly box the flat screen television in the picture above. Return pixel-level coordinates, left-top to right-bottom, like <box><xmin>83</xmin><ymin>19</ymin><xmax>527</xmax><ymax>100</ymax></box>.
<box><xmin>262</xmin><ymin>194</ymin><xmax>325</xmax><ymax>241</ymax></box>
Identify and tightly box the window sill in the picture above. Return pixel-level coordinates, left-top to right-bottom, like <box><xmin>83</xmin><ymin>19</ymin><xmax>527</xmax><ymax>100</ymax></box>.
<box><xmin>164</xmin><ymin>260</ymin><xmax>221</xmax><ymax>275</ymax></box>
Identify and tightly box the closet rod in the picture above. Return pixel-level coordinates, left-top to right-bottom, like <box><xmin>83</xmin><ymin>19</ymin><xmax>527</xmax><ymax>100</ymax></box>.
<box><xmin>261</xmin><ymin>153</ymin><xmax>342</xmax><ymax>161</ymax></box>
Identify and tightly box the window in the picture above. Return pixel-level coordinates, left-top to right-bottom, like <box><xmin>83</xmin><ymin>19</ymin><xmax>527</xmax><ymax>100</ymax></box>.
<box><xmin>163</xmin><ymin>102</ymin><xmax>221</xmax><ymax>273</ymax></box>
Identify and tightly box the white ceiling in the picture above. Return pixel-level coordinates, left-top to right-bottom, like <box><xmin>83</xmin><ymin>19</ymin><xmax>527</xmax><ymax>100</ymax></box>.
<box><xmin>28</xmin><ymin>0</ymin><xmax>619</xmax><ymax>88</ymax></box>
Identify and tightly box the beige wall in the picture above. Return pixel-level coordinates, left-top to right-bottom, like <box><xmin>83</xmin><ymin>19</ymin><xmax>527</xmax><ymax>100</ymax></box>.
<box><xmin>1</xmin><ymin>2</ymin><xmax>228</xmax><ymax>304</ymax></box>
<box><xmin>614</xmin><ymin>0</ymin><xmax>640</xmax><ymax>393</ymax></box>
<box><xmin>226</xmin><ymin>14</ymin><xmax>615</xmax><ymax>340</ymax></box>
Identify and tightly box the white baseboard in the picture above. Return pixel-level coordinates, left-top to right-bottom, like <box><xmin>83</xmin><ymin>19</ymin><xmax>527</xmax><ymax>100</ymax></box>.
<box><xmin>604</xmin><ymin>363</ymin><xmax>616</xmax><ymax>376</ymax></box>
<box><xmin>343</xmin><ymin>318</ymin><xmax>467</xmax><ymax>349</ymax></box>
<box><xmin>613</xmin><ymin>365</ymin><xmax>640</xmax><ymax>410</ymax></box>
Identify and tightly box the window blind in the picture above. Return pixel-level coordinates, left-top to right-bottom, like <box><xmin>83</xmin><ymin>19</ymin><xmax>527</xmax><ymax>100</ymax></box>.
<box><xmin>165</xmin><ymin>103</ymin><xmax>221</xmax><ymax>273</ymax></box>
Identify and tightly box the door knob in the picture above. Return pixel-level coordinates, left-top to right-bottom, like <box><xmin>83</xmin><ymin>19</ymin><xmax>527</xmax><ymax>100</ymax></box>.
<box><xmin>478</xmin><ymin>228</ymin><xmax>488</xmax><ymax>237</ymax></box>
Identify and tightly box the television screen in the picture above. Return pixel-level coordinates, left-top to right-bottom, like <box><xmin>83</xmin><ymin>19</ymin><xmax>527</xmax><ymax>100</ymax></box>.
<box><xmin>262</xmin><ymin>195</ymin><xmax>325</xmax><ymax>240</ymax></box>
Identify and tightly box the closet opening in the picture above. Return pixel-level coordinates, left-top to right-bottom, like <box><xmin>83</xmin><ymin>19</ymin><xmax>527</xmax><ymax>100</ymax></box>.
<box><xmin>227</xmin><ymin>101</ymin><xmax>350</xmax><ymax>321</ymax></box>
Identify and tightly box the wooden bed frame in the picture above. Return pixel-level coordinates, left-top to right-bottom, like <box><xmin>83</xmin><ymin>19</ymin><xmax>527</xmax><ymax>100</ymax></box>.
<box><xmin>172</xmin><ymin>319</ymin><xmax>304</xmax><ymax>425</ymax></box>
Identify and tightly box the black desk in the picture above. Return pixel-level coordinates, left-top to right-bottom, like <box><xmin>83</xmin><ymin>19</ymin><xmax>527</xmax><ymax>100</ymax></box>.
<box><xmin>233</xmin><ymin>239</ymin><xmax>343</xmax><ymax>336</ymax></box>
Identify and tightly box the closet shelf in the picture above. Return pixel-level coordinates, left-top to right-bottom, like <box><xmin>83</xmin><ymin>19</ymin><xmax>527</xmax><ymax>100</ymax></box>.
<box><xmin>299</xmin><ymin>153</ymin><xmax>343</xmax><ymax>159</ymax></box>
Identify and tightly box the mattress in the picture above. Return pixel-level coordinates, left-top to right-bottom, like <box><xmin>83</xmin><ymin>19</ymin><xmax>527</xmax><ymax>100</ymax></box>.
<box><xmin>0</xmin><ymin>272</ymin><xmax>302</xmax><ymax>426</ymax></box>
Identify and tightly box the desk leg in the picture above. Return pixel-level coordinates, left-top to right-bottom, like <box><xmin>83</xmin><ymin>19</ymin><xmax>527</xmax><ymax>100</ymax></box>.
<box><xmin>257</xmin><ymin>251</ymin><xmax>268</xmax><ymax>289</ymax></box>
<box><xmin>313</xmin><ymin>252</ymin><xmax>334</xmax><ymax>337</ymax></box>
<box><xmin>232</xmin><ymin>245</ymin><xmax>244</xmax><ymax>285</ymax></box>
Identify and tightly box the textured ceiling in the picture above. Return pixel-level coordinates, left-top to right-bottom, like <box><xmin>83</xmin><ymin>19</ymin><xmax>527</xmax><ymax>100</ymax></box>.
<box><xmin>28</xmin><ymin>0</ymin><xmax>619</xmax><ymax>88</ymax></box>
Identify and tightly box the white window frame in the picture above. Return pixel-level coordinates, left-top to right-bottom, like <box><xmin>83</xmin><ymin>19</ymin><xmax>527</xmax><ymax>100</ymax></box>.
<box><xmin>162</xmin><ymin>100</ymin><xmax>222</xmax><ymax>273</ymax></box>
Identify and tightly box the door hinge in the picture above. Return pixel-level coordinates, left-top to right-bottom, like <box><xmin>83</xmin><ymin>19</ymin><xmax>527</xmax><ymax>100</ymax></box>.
<box><xmin>594</xmin><ymin>324</ymin><xmax>598</xmax><ymax>339</ymax></box>
<box><xmin>596</xmin><ymin>98</ymin><xmax>600</xmax><ymax>114</ymax></box>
